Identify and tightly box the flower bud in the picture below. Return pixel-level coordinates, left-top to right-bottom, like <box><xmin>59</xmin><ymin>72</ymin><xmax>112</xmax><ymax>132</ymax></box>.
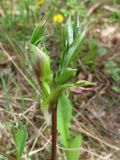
<box><xmin>75</xmin><ymin>80</ymin><xmax>96</xmax><ymax>88</ymax></box>
<box><xmin>31</xmin><ymin>45</ymin><xmax>53</xmax><ymax>84</ymax></box>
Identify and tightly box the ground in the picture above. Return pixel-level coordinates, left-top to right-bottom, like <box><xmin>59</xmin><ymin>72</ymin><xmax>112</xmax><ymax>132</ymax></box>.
<box><xmin>0</xmin><ymin>0</ymin><xmax>120</xmax><ymax>160</ymax></box>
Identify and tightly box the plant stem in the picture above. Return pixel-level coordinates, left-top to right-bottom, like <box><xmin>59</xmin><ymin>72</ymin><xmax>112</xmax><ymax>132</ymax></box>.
<box><xmin>51</xmin><ymin>105</ymin><xmax>57</xmax><ymax>160</ymax></box>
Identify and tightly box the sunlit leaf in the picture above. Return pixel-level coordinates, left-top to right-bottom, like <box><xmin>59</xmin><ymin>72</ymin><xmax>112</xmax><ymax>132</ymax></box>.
<box><xmin>105</xmin><ymin>60</ymin><xmax>120</xmax><ymax>82</ymax></box>
<box><xmin>59</xmin><ymin>16</ymin><xmax>74</xmax><ymax>70</ymax></box>
<box><xmin>31</xmin><ymin>45</ymin><xmax>53</xmax><ymax>83</ymax></box>
<box><xmin>66</xmin><ymin>16</ymin><xmax>74</xmax><ymax>47</ymax></box>
<box><xmin>13</xmin><ymin>121</ymin><xmax>27</xmax><ymax>158</ymax></box>
<box><xmin>57</xmin><ymin>95</ymin><xmax>72</xmax><ymax>147</ymax></box>
<box><xmin>66</xmin><ymin>135</ymin><xmax>83</xmax><ymax>160</ymax></box>
<box><xmin>112</xmin><ymin>85</ymin><xmax>120</xmax><ymax>93</ymax></box>
<box><xmin>31</xmin><ymin>22</ymin><xmax>46</xmax><ymax>46</ymax></box>
<box><xmin>74</xmin><ymin>16</ymin><xmax>81</xmax><ymax>38</ymax></box>
<box><xmin>65</xmin><ymin>26</ymin><xmax>87</xmax><ymax>67</ymax></box>
<box><xmin>59</xmin><ymin>17</ymin><xmax>87</xmax><ymax>70</ymax></box>
<box><xmin>56</xmin><ymin>68</ymin><xmax>77</xmax><ymax>84</ymax></box>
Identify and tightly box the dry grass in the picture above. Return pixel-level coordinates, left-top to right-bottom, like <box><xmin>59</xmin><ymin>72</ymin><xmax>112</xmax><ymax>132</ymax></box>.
<box><xmin>0</xmin><ymin>1</ymin><xmax>120</xmax><ymax>160</ymax></box>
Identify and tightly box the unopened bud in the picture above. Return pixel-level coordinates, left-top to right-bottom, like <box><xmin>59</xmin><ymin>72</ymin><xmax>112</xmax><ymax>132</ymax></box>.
<box><xmin>31</xmin><ymin>45</ymin><xmax>53</xmax><ymax>84</ymax></box>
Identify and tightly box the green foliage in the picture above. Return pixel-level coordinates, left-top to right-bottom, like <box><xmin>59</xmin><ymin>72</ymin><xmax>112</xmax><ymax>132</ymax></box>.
<box><xmin>31</xmin><ymin>45</ymin><xmax>53</xmax><ymax>83</ymax></box>
<box><xmin>109</xmin><ymin>10</ymin><xmax>120</xmax><ymax>23</ymax></box>
<box><xmin>66</xmin><ymin>135</ymin><xmax>83</xmax><ymax>160</ymax></box>
<box><xmin>84</xmin><ymin>39</ymin><xmax>107</xmax><ymax>71</ymax></box>
<box><xmin>30</xmin><ymin>23</ymin><xmax>53</xmax><ymax>97</ymax></box>
<box><xmin>13</xmin><ymin>121</ymin><xmax>28</xmax><ymax>159</ymax></box>
<box><xmin>61</xmin><ymin>17</ymin><xmax>87</xmax><ymax>68</ymax></box>
<box><xmin>0</xmin><ymin>0</ymin><xmax>118</xmax><ymax>159</ymax></box>
<box><xmin>61</xmin><ymin>0</ymin><xmax>87</xmax><ymax>17</ymax></box>
<box><xmin>18</xmin><ymin>0</ymin><xmax>30</xmax><ymax>23</ymax></box>
<box><xmin>64</xmin><ymin>16</ymin><xmax>74</xmax><ymax>48</ymax></box>
<box><xmin>0</xmin><ymin>1</ymin><xmax>14</xmax><ymax>29</ymax></box>
<box><xmin>56</xmin><ymin>68</ymin><xmax>77</xmax><ymax>85</ymax></box>
<box><xmin>0</xmin><ymin>0</ymin><xmax>31</xmax><ymax>30</ymax></box>
<box><xmin>57</xmin><ymin>95</ymin><xmax>72</xmax><ymax>147</ymax></box>
<box><xmin>0</xmin><ymin>156</ymin><xmax>8</xmax><ymax>160</ymax></box>
<box><xmin>57</xmin><ymin>95</ymin><xmax>83</xmax><ymax>160</ymax></box>
<box><xmin>105</xmin><ymin>60</ymin><xmax>120</xmax><ymax>93</ymax></box>
<box><xmin>57</xmin><ymin>17</ymin><xmax>87</xmax><ymax>85</ymax></box>
<box><xmin>46</xmin><ymin>0</ymin><xmax>87</xmax><ymax>19</ymax></box>
<box><xmin>31</xmin><ymin>22</ymin><xmax>46</xmax><ymax>46</ymax></box>
<box><xmin>29</xmin><ymin>17</ymin><xmax>95</xmax><ymax>160</ymax></box>
<box><xmin>65</xmin><ymin>26</ymin><xmax>87</xmax><ymax>67</ymax></box>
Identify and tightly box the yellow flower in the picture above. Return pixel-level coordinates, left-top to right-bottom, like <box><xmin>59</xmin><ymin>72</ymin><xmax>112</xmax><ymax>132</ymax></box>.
<box><xmin>37</xmin><ymin>0</ymin><xmax>45</xmax><ymax>6</ymax></box>
<box><xmin>53</xmin><ymin>14</ymin><xmax>64</xmax><ymax>23</ymax></box>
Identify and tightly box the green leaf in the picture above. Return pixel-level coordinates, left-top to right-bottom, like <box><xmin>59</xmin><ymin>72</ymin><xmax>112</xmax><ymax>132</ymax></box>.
<box><xmin>112</xmin><ymin>85</ymin><xmax>120</xmax><ymax>93</ymax></box>
<box><xmin>66</xmin><ymin>135</ymin><xmax>83</xmax><ymax>160</ymax></box>
<box><xmin>74</xmin><ymin>16</ymin><xmax>81</xmax><ymax>38</ymax></box>
<box><xmin>62</xmin><ymin>16</ymin><xmax>73</xmax><ymax>51</ymax></box>
<box><xmin>65</xmin><ymin>25</ymin><xmax>87</xmax><ymax>67</ymax></box>
<box><xmin>56</xmin><ymin>68</ymin><xmax>77</xmax><ymax>85</ymax></box>
<box><xmin>13</xmin><ymin>121</ymin><xmax>28</xmax><ymax>158</ymax></box>
<box><xmin>85</xmin><ymin>40</ymin><xmax>98</xmax><ymax>70</ymax></box>
<box><xmin>85</xmin><ymin>40</ymin><xmax>107</xmax><ymax>70</ymax></box>
<box><xmin>59</xmin><ymin>17</ymin><xmax>86</xmax><ymax>70</ymax></box>
<box><xmin>97</xmin><ymin>47</ymin><xmax>107</xmax><ymax>56</ymax></box>
<box><xmin>31</xmin><ymin>22</ymin><xmax>46</xmax><ymax>46</ymax></box>
<box><xmin>59</xmin><ymin>50</ymin><xmax>67</xmax><ymax>70</ymax></box>
<box><xmin>31</xmin><ymin>45</ymin><xmax>53</xmax><ymax>83</ymax></box>
<box><xmin>85</xmin><ymin>40</ymin><xmax>97</xmax><ymax>62</ymax></box>
<box><xmin>105</xmin><ymin>60</ymin><xmax>120</xmax><ymax>93</ymax></box>
<box><xmin>59</xmin><ymin>17</ymin><xmax>74</xmax><ymax>69</ymax></box>
<box><xmin>105</xmin><ymin>60</ymin><xmax>120</xmax><ymax>82</ymax></box>
<box><xmin>57</xmin><ymin>95</ymin><xmax>72</xmax><ymax>147</ymax></box>
<box><xmin>65</xmin><ymin>16</ymin><xmax>74</xmax><ymax>47</ymax></box>
<box><xmin>0</xmin><ymin>155</ymin><xmax>8</xmax><ymax>160</ymax></box>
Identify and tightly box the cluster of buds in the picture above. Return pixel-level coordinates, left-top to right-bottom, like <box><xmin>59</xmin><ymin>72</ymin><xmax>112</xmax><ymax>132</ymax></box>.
<box><xmin>71</xmin><ymin>80</ymin><xmax>96</xmax><ymax>94</ymax></box>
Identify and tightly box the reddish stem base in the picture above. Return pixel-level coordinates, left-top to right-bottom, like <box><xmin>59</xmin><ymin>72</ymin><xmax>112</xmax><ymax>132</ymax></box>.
<box><xmin>51</xmin><ymin>106</ymin><xmax>57</xmax><ymax>160</ymax></box>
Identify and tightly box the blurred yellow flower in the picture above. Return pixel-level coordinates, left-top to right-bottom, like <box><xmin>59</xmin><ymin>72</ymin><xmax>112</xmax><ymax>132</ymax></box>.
<box><xmin>37</xmin><ymin>0</ymin><xmax>45</xmax><ymax>6</ymax></box>
<box><xmin>53</xmin><ymin>14</ymin><xmax>64</xmax><ymax>23</ymax></box>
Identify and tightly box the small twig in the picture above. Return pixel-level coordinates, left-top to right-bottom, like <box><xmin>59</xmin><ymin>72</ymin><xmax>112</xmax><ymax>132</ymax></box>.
<box><xmin>86</xmin><ymin>1</ymin><xmax>103</xmax><ymax>17</ymax></box>
<box><xmin>73</xmin><ymin>118</ymin><xmax>120</xmax><ymax>151</ymax></box>
<box><xmin>84</xmin><ymin>0</ymin><xmax>105</xmax><ymax>23</ymax></box>
<box><xmin>27</xmin><ymin>138</ymin><xmax>51</xmax><ymax>156</ymax></box>
<box><xmin>51</xmin><ymin>104</ymin><xmax>57</xmax><ymax>160</ymax></box>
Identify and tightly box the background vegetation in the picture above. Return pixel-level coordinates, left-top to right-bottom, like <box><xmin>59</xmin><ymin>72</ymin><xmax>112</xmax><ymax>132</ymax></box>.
<box><xmin>0</xmin><ymin>0</ymin><xmax>120</xmax><ymax>159</ymax></box>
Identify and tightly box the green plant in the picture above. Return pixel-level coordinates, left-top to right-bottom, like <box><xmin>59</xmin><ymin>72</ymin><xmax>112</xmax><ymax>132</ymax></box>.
<box><xmin>84</xmin><ymin>39</ymin><xmax>107</xmax><ymax>71</ymax></box>
<box><xmin>30</xmin><ymin>17</ymin><xmax>95</xmax><ymax>160</ymax></box>
<box><xmin>0</xmin><ymin>0</ymin><xmax>15</xmax><ymax>29</ymax></box>
<box><xmin>61</xmin><ymin>0</ymin><xmax>87</xmax><ymax>17</ymax></box>
<box><xmin>109</xmin><ymin>9</ymin><xmax>120</xmax><ymax>23</ymax></box>
<box><xmin>45</xmin><ymin>0</ymin><xmax>87</xmax><ymax>20</ymax></box>
<box><xmin>105</xmin><ymin>60</ymin><xmax>120</xmax><ymax>93</ymax></box>
<box><xmin>18</xmin><ymin>0</ymin><xmax>30</xmax><ymax>25</ymax></box>
<box><xmin>12</xmin><ymin>121</ymin><xmax>28</xmax><ymax>159</ymax></box>
<box><xmin>0</xmin><ymin>156</ymin><xmax>8</xmax><ymax>160</ymax></box>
